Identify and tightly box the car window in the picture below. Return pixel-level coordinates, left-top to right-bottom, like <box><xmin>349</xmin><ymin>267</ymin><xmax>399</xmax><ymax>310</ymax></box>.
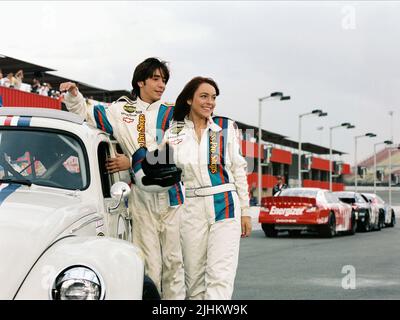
<box><xmin>333</xmin><ymin>192</ymin><xmax>355</xmax><ymax>204</ymax></box>
<box><xmin>97</xmin><ymin>141</ymin><xmax>117</xmax><ymax>198</ymax></box>
<box><xmin>363</xmin><ymin>194</ymin><xmax>372</xmax><ymax>200</ymax></box>
<box><xmin>278</xmin><ymin>189</ymin><xmax>319</xmax><ymax>198</ymax></box>
<box><xmin>321</xmin><ymin>191</ymin><xmax>329</xmax><ymax>203</ymax></box>
<box><xmin>357</xmin><ymin>194</ymin><xmax>367</xmax><ymax>203</ymax></box>
<box><xmin>338</xmin><ymin>198</ymin><xmax>351</xmax><ymax>204</ymax></box>
<box><xmin>327</xmin><ymin>192</ymin><xmax>340</xmax><ymax>203</ymax></box>
<box><xmin>361</xmin><ymin>194</ymin><xmax>370</xmax><ymax>203</ymax></box>
<box><xmin>112</xmin><ymin>141</ymin><xmax>132</xmax><ymax>185</ymax></box>
<box><xmin>0</xmin><ymin>129</ymin><xmax>89</xmax><ymax>190</ymax></box>
<box><xmin>376</xmin><ymin>196</ymin><xmax>384</xmax><ymax>204</ymax></box>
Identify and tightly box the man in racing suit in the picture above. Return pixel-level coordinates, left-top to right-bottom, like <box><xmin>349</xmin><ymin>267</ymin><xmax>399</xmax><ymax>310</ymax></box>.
<box><xmin>59</xmin><ymin>58</ymin><xmax>185</xmax><ymax>300</ymax></box>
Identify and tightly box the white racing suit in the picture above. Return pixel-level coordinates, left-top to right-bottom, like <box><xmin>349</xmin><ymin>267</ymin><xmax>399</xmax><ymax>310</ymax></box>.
<box><xmin>64</xmin><ymin>92</ymin><xmax>185</xmax><ymax>299</ymax></box>
<box><xmin>164</xmin><ymin>116</ymin><xmax>251</xmax><ymax>300</ymax></box>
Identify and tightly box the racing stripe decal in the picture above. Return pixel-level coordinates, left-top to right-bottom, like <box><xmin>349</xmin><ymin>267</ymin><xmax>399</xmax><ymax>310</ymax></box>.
<box><xmin>168</xmin><ymin>183</ymin><xmax>184</xmax><ymax>206</ymax></box>
<box><xmin>0</xmin><ymin>184</ymin><xmax>21</xmax><ymax>206</ymax></box>
<box><xmin>156</xmin><ymin>104</ymin><xmax>183</xmax><ymax>206</ymax></box>
<box><xmin>0</xmin><ymin>116</ymin><xmax>31</xmax><ymax>127</ymax></box>
<box><xmin>212</xmin><ymin>191</ymin><xmax>235</xmax><ymax>221</ymax></box>
<box><xmin>4</xmin><ymin>116</ymin><xmax>12</xmax><ymax>126</ymax></box>
<box><xmin>208</xmin><ymin>117</ymin><xmax>234</xmax><ymax>221</ymax></box>
<box><xmin>156</xmin><ymin>104</ymin><xmax>174</xmax><ymax>144</ymax></box>
<box><xmin>17</xmin><ymin>116</ymin><xmax>32</xmax><ymax>127</ymax></box>
<box><xmin>131</xmin><ymin>148</ymin><xmax>147</xmax><ymax>173</ymax></box>
<box><xmin>218</xmin><ymin>117</ymin><xmax>228</xmax><ymax>167</ymax></box>
<box><xmin>93</xmin><ymin>105</ymin><xmax>113</xmax><ymax>135</ymax></box>
<box><xmin>225</xmin><ymin>191</ymin><xmax>234</xmax><ymax>220</ymax></box>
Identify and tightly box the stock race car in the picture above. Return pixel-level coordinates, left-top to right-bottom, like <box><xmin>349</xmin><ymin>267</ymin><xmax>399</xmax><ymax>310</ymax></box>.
<box><xmin>333</xmin><ymin>191</ymin><xmax>381</xmax><ymax>232</ymax></box>
<box><xmin>259</xmin><ymin>188</ymin><xmax>356</xmax><ymax>238</ymax></box>
<box><xmin>362</xmin><ymin>193</ymin><xmax>396</xmax><ymax>228</ymax></box>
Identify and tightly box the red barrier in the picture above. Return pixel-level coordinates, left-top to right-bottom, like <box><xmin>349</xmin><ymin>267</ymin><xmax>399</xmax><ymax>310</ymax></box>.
<box><xmin>341</xmin><ymin>163</ymin><xmax>351</xmax><ymax>175</ymax></box>
<box><xmin>311</xmin><ymin>157</ymin><xmax>331</xmax><ymax>172</ymax></box>
<box><xmin>241</xmin><ymin>140</ymin><xmax>292</xmax><ymax>164</ymax></box>
<box><xmin>248</xmin><ymin>175</ymin><xmax>345</xmax><ymax>191</ymax></box>
<box><xmin>271</xmin><ymin>148</ymin><xmax>292</xmax><ymax>165</ymax></box>
<box><xmin>303</xmin><ymin>179</ymin><xmax>344</xmax><ymax>191</ymax></box>
<box><xmin>0</xmin><ymin>86</ymin><xmax>61</xmax><ymax>109</ymax></box>
<box><xmin>303</xmin><ymin>180</ymin><xmax>319</xmax><ymax>188</ymax></box>
<box><xmin>241</xmin><ymin>140</ymin><xmax>258</xmax><ymax>158</ymax></box>
<box><xmin>332</xmin><ymin>183</ymin><xmax>345</xmax><ymax>191</ymax></box>
<box><xmin>247</xmin><ymin>173</ymin><xmax>277</xmax><ymax>188</ymax></box>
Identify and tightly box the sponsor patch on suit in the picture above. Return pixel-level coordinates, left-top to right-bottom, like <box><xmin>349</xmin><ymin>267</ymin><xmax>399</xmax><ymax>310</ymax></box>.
<box><xmin>123</xmin><ymin>103</ymin><xmax>136</xmax><ymax>113</ymax></box>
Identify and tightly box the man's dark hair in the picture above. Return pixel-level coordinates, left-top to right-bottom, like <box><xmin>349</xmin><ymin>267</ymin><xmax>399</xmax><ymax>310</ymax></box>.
<box><xmin>173</xmin><ymin>76</ymin><xmax>220</xmax><ymax>121</ymax></box>
<box><xmin>131</xmin><ymin>57</ymin><xmax>170</xmax><ymax>98</ymax></box>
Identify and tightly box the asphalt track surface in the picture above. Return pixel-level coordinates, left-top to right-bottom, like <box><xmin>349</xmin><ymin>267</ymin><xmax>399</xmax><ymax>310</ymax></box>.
<box><xmin>233</xmin><ymin>191</ymin><xmax>400</xmax><ymax>300</ymax></box>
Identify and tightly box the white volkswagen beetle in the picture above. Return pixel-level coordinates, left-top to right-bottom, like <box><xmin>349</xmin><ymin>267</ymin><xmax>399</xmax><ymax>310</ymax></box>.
<box><xmin>0</xmin><ymin>107</ymin><xmax>156</xmax><ymax>300</ymax></box>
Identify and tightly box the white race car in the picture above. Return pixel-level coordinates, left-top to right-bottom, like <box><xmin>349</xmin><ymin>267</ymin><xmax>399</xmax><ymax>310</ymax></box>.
<box><xmin>0</xmin><ymin>107</ymin><xmax>156</xmax><ymax>300</ymax></box>
<box><xmin>363</xmin><ymin>193</ymin><xmax>396</xmax><ymax>228</ymax></box>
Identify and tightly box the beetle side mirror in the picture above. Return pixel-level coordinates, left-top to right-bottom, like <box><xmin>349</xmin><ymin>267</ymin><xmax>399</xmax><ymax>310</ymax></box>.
<box><xmin>108</xmin><ymin>182</ymin><xmax>131</xmax><ymax>213</ymax></box>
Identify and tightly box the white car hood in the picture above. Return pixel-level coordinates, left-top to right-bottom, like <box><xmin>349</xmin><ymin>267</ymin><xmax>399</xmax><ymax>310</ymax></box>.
<box><xmin>0</xmin><ymin>185</ymin><xmax>95</xmax><ymax>299</ymax></box>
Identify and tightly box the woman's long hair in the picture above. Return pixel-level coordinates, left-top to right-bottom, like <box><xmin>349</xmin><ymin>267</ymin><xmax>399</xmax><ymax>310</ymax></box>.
<box><xmin>173</xmin><ymin>77</ymin><xmax>220</xmax><ymax>121</ymax></box>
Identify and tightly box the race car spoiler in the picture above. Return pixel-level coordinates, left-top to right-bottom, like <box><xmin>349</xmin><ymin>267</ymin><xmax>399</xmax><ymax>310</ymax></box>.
<box><xmin>262</xmin><ymin>196</ymin><xmax>317</xmax><ymax>207</ymax></box>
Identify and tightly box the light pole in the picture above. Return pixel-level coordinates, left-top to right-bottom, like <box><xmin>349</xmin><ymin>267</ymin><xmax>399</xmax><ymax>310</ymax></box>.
<box><xmin>329</xmin><ymin>122</ymin><xmax>355</xmax><ymax>191</ymax></box>
<box><xmin>388</xmin><ymin>111</ymin><xmax>395</xmax><ymax>205</ymax></box>
<box><xmin>388</xmin><ymin>144</ymin><xmax>400</xmax><ymax>207</ymax></box>
<box><xmin>354</xmin><ymin>133</ymin><xmax>376</xmax><ymax>192</ymax></box>
<box><xmin>258</xmin><ymin>92</ymin><xmax>290</xmax><ymax>205</ymax></box>
<box><xmin>373</xmin><ymin>140</ymin><xmax>393</xmax><ymax>194</ymax></box>
<box><xmin>389</xmin><ymin>111</ymin><xmax>394</xmax><ymax>142</ymax></box>
<box><xmin>298</xmin><ymin>109</ymin><xmax>328</xmax><ymax>187</ymax></box>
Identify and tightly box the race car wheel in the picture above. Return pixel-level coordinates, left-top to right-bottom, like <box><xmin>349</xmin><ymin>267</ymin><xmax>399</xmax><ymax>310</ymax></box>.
<box><xmin>375</xmin><ymin>215</ymin><xmax>382</xmax><ymax>231</ymax></box>
<box><xmin>362</xmin><ymin>212</ymin><xmax>371</xmax><ymax>232</ymax></box>
<box><xmin>348</xmin><ymin>211</ymin><xmax>357</xmax><ymax>235</ymax></box>
<box><xmin>288</xmin><ymin>230</ymin><xmax>302</xmax><ymax>237</ymax></box>
<box><xmin>378</xmin><ymin>211</ymin><xmax>385</xmax><ymax>230</ymax></box>
<box><xmin>142</xmin><ymin>275</ymin><xmax>161</xmax><ymax>300</ymax></box>
<box><xmin>388</xmin><ymin>211</ymin><xmax>396</xmax><ymax>227</ymax></box>
<box><xmin>262</xmin><ymin>224</ymin><xmax>278</xmax><ymax>238</ymax></box>
<box><xmin>319</xmin><ymin>212</ymin><xmax>336</xmax><ymax>238</ymax></box>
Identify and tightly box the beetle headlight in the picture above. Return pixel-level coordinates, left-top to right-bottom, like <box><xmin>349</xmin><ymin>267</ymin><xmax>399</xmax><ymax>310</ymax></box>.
<box><xmin>51</xmin><ymin>266</ymin><xmax>104</xmax><ymax>300</ymax></box>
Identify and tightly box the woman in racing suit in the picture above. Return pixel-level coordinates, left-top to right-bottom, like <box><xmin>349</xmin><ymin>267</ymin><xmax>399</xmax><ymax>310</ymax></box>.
<box><xmin>162</xmin><ymin>76</ymin><xmax>252</xmax><ymax>300</ymax></box>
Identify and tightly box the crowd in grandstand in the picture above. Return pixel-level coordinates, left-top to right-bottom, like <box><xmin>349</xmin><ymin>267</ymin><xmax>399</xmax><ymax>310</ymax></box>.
<box><xmin>0</xmin><ymin>68</ymin><xmax>62</xmax><ymax>100</ymax></box>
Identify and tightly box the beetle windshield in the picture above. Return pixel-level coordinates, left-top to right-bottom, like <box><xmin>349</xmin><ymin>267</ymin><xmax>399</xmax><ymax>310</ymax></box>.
<box><xmin>0</xmin><ymin>129</ymin><xmax>88</xmax><ymax>190</ymax></box>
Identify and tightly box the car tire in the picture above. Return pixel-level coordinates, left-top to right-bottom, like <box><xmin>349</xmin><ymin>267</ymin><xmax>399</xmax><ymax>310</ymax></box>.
<box><xmin>375</xmin><ymin>213</ymin><xmax>382</xmax><ymax>231</ymax></box>
<box><xmin>262</xmin><ymin>224</ymin><xmax>278</xmax><ymax>238</ymax></box>
<box><xmin>142</xmin><ymin>275</ymin><xmax>161</xmax><ymax>300</ymax></box>
<box><xmin>288</xmin><ymin>230</ymin><xmax>302</xmax><ymax>237</ymax></box>
<box><xmin>347</xmin><ymin>211</ymin><xmax>357</xmax><ymax>235</ymax></box>
<box><xmin>379</xmin><ymin>211</ymin><xmax>385</xmax><ymax>229</ymax></box>
<box><xmin>362</xmin><ymin>212</ymin><xmax>371</xmax><ymax>232</ymax></box>
<box><xmin>388</xmin><ymin>210</ymin><xmax>396</xmax><ymax>228</ymax></box>
<box><xmin>319</xmin><ymin>212</ymin><xmax>336</xmax><ymax>238</ymax></box>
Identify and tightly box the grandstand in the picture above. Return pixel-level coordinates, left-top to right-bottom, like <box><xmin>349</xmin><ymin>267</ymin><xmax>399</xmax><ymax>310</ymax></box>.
<box><xmin>0</xmin><ymin>54</ymin><xmax>130</xmax><ymax>102</ymax></box>
<box><xmin>344</xmin><ymin>147</ymin><xmax>400</xmax><ymax>186</ymax></box>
